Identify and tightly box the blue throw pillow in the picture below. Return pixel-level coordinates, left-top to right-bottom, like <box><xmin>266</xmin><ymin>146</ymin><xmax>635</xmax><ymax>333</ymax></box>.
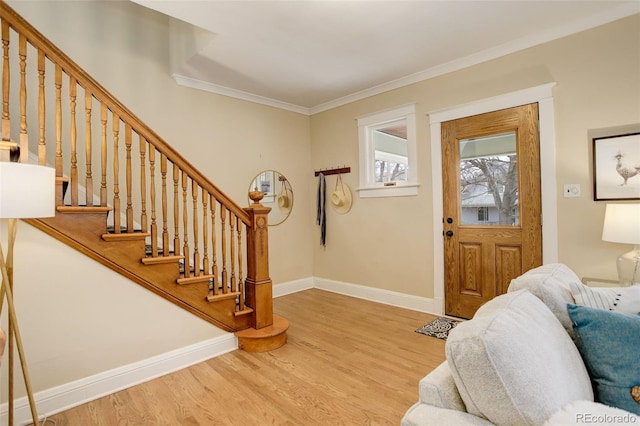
<box><xmin>567</xmin><ymin>303</ymin><xmax>640</xmax><ymax>415</ymax></box>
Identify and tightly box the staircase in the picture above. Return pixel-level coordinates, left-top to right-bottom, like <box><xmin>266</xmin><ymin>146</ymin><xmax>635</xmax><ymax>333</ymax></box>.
<box><xmin>0</xmin><ymin>2</ymin><xmax>287</xmax><ymax>351</ymax></box>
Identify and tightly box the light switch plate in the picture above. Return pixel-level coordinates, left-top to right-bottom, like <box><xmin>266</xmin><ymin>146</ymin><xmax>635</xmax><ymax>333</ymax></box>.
<box><xmin>563</xmin><ymin>183</ymin><xmax>581</xmax><ymax>198</ymax></box>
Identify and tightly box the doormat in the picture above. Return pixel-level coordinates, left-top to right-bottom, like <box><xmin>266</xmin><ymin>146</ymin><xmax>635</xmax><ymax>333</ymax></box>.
<box><xmin>415</xmin><ymin>317</ymin><xmax>461</xmax><ymax>341</ymax></box>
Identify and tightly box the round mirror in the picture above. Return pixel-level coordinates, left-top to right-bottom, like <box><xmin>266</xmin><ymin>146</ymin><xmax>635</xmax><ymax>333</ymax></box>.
<box><xmin>248</xmin><ymin>170</ymin><xmax>293</xmax><ymax>226</ymax></box>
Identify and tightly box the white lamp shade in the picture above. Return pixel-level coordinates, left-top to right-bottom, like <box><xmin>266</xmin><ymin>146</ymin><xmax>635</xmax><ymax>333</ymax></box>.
<box><xmin>602</xmin><ymin>203</ymin><xmax>640</xmax><ymax>245</ymax></box>
<box><xmin>0</xmin><ymin>162</ymin><xmax>55</xmax><ymax>219</ymax></box>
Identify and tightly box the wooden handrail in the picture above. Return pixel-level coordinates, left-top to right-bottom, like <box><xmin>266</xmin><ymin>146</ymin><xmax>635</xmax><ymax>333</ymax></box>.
<box><xmin>0</xmin><ymin>2</ymin><xmax>249</xmax><ymax>225</ymax></box>
<box><xmin>0</xmin><ymin>1</ymin><xmax>274</xmax><ymax>333</ymax></box>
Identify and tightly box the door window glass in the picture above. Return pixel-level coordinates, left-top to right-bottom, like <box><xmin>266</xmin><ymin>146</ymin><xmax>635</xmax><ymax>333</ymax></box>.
<box><xmin>459</xmin><ymin>131</ymin><xmax>519</xmax><ymax>226</ymax></box>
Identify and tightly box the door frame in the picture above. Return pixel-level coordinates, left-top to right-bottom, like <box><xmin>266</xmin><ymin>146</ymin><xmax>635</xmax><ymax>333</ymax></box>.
<box><xmin>428</xmin><ymin>83</ymin><xmax>558</xmax><ymax>314</ymax></box>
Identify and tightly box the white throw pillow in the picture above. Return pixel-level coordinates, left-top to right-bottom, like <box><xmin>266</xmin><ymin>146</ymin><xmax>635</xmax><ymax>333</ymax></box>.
<box><xmin>446</xmin><ymin>289</ymin><xmax>593</xmax><ymax>426</ymax></box>
<box><xmin>569</xmin><ymin>281</ymin><xmax>640</xmax><ymax>315</ymax></box>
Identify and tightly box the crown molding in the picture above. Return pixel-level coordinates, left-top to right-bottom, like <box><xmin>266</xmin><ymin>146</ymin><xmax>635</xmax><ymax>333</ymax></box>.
<box><xmin>174</xmin><ymin>3</ymin><xmax>639</xmax><ymax>116</ymax></box>
<box><xmin>309</xmin><ymin>3</ymin><xmax>639</xmax><ymax>115</ymax></box>
<box><xmin>172</xmin><ymin>74</ymin><xmax>311</xmax><ymax>115</ymax></box>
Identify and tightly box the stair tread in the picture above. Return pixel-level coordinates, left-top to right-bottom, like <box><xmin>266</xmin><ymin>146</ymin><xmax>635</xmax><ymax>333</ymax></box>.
<box><xmin>102</xmin><ymin>231</ymin><xmax>150</xmax><ymax>242</ymax></box>
<box><xmin>141</xmin><ymin>254</ymin><xmax>184</xmax><ymax>265</ymax></box>
<box><xmin>107</xmin><ymin>226</ymin><xmax>146</xmax><ymax>233</ymax></box>
<box><xmin>57</xmin><ymin>205</ymin><xmax>113</xmax><ymax>213</ymax></box>
<box><xmin>206</xmin><ymin>291</ymin><xmax>240</xmax><ymax>302</ymax></box>
<box><xmin>177</xmin><ymin>274</ymin><xmax>216</xmax><ymax>285</ymax></box>
<box><xmin>235</xmin><ymin>315</ymin><xmax>289</xmax><ymax>352</ymax></box>
<box><xmin>235</xmin><ymin>315</ymin><xmax>288</xmax><ymax>339</ymax></box>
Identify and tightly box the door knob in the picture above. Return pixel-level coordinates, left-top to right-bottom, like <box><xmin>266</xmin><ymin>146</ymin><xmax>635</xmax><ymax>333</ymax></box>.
<box><xmin>446</xmin><ymin>218</ymin><xmax>453</xmax><ymax>224</ymax></box>
<box><xmin>446</xmin><ymin>230</ymin><xmax>454</xmax><ymax>237</ymax></box>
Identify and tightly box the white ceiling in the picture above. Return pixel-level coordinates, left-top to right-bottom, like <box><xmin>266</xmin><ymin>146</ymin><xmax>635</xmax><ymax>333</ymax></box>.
<box><xmin>131</xmin><ymin>0</ymin><xmax>640</xmax><ymax>114</ymax></box>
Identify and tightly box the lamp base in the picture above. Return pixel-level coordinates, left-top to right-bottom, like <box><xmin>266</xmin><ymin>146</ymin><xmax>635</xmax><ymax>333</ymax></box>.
<box><xmin>616</xmin><ymin>246</ymin><xmax>640</xmax><ymax>286</ymax></box>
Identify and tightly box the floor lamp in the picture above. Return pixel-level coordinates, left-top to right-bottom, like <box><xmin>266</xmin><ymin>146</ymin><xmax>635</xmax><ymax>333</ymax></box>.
<box><xmin>0</xmin><ymin>161</ymin><xmax>55</xmax><ymax>426</ymax></box>
<box><xmin>602</xmin><ymin>203</ymin><xmax>640</xmax><ymax>286</ymax></box>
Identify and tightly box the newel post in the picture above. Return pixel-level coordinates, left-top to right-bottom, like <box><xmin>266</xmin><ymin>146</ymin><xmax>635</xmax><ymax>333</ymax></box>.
<box><xmin>244</xmin><ymin>190</ymin><xmax>273</xmax><ymax>329</ymax></box>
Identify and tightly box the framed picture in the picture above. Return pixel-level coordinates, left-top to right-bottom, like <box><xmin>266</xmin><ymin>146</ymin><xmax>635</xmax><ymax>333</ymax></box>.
<box><xmin>593</xmin><ymin>131</ymin><xmax>640</xmax><ymax>200</ymax></box>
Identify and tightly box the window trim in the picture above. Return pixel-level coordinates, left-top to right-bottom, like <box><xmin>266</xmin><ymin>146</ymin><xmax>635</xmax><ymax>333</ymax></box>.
<box><xmin>357</xmin><ymin>104</ymin><xmax>418</xmax><ymax>198</ymax></box>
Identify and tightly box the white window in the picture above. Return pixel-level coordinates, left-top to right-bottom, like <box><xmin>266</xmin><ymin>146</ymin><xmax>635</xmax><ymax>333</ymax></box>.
<box><xmin>357</xmin><ymin>104</ymin><xmax>418</xmax><ymax>198</ymax></box>
<box><xmin>477</xmin><ymin>206</ymin><xmax>489</xmax><ymax>223</ymax></box>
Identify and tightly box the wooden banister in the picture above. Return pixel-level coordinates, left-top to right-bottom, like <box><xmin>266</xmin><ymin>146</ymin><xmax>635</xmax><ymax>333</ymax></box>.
<box><xmin>0</xmin><ymin>2</ymin><xmax>249</xmax><ymax>225</ymax></box>
<box><xmin>0</xmin><ymin>1</ymin><xmax>277</xmax><ymax>337</ymax></box>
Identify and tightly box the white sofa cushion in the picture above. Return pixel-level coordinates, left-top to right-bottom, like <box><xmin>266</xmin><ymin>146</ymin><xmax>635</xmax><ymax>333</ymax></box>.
<box><xmin>418</xmin><ymin>361</ymin><xmax>466</xmax><ymax>411</ymax></box>
<box><xmin>446</xmin><ymin>289</ymin><xmax>593</xmax><ymax>426</ymax></box>
<box><xmin>402</xmin><ymin>402</ymin><xmax>495</xmax><ymax>426</ymax></box>
<box><xmin>507</xmin><ymin>263</ymin><xmax>579</xmax><ymax>339</ymax></box>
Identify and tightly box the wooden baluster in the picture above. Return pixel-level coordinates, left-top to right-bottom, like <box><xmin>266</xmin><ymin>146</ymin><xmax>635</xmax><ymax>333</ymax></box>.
<box><xmin>220</xmin><ymin>206</ymin><xmax>227</xmax><ymax>293</ymax></box>
<box><xmin>37</xmin><ymin>49</ymin><xmax>45</xmax><ymax>165</ymax></box>
<box><xmin>112</xmin><ymin>114</ymin><xmax>120</xmax><ymax>233</ymax></box>
<box><xmin>2</xmin><ymin>20</ymin><xmax>10</xmax><ymax>147</ymax></box>
<box><xmin>237</xmin><ymin>217</ymin><xmax>245</xmax><ymax>311</ymax></box>
<box><xmin>55</xmin><ymin>65</ymin><xmax>63</xmax><ymax>204</ymax></box>
<box><xmin>230</xmin><ymin>211</ymin><xmax>236</xmax><ymax>294</ymax></box>
<box><xmin>124</xmin><ymin>124</ymin><xmax>133</xmax><ymax>231</ymax></box>
<box><xmin>69</xmin><ymin>77</ymin><xmax>78</xmax><ymax>206</ymax></box>
<box><xmin>139</xmin><ymin>136</ymin><xmax>147</xmax><ymax>232</ymax></box>
<box><xmin>18</xmin><ymin>34</ymin><xmax>27</xmax><ymax>163</ymax></box>
<box><xmin>84</xmin><ymin>91</ymin><xmax>93</xmax><ymax>206</ymax></box>
<box><xmin>161</xmin><ymin>154</ymin><xmax>169</xmax><ymax>255</ymax></box>
<box><xmin>210</xmin><ymin>195</ymin><xmax>218</xmax><ymax>296</ymax></box>
<box><xmin>173</xmin><ymin>163</ymin><xmax>180</xmax><ymax>257</ymax></box>
<box><xmin>100</xmin><ymin>103</ymin><xmax>107</xmax><ymax>206</ymax></box>
<box><xmin>182</xmin><ymin>172</ymin><xmax>190</xmax><ymax>278</ymax></box>
<box><xmin>148</xmin><ymin>145</ymin><xmax>157</xmax><ymax>257</ymax></box>
<box><xmin>192</xmin><ymin>180</ymin><xmax>200</xmax><ymax>276</ymax></box>
<box><xmin>202</xmin><ymin>188</ymin><xmax>210</xmax><ymax>279</ymax></box>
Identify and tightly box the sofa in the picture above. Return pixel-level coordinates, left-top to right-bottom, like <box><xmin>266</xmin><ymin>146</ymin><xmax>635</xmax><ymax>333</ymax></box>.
<box><xmin>402</xmin><ymin>263</ymin><xmax>640</xmax><ymax>425</ymax></box>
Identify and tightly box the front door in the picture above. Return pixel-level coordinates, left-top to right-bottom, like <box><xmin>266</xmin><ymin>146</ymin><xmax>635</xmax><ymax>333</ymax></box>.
<box><xmin>442</xmin><ymin>103</ymin><xmax>542</xmax><ymax>319</ymax></box>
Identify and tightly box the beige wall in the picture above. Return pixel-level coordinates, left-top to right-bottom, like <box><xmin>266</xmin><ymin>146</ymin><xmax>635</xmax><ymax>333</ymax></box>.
<box><xmin>2</xmin><ymin>0</ymin><xmax>639</xmax><ymax>400</ymax></box>
<box><xmin>3</xmin><ymin>0</ymin><xmax>313</xmax><ymax>397</ymax></box>
<box><xmin>6</xmin><ymin>0</ymin><xmax>314</xmax><ymax>284</ymax></box>
<box><xmin>311</xmin><ymin>14</ymin><xmax>640</xmax><ymax>298</ymax></box>
<box><xmin>1</xmin><ymin>221</ymin><xmax>226</xmax><ymax>397</ymax></box>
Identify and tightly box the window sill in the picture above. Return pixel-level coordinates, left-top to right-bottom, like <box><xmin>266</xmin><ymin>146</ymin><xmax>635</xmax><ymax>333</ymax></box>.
<box><xmin>357</xmin><ymin>183</ymin><xmax>419</xmax><ymax>198</ymax></box>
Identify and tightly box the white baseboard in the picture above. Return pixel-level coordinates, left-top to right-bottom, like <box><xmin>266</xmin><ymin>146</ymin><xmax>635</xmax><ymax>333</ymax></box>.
<box><xmin>2</xmin><ymin>333</ymin><xmax>237</xmax><ymax>425</ymax></box>
<box><xmin>274</xmin><ymin>276</ymin><xmax>441</xmax><ymax>314</ymax></box>
<box><xmin>313</xmin><ymin>277</ymin><xmax>443</xmax><ymax>315</ymax></box>
<box><xmin>273</xmin><ymin>277</ymin><xmax>315</xmax><ymax>298</ymax></box>
<box><xmin>4</xmin><ymin>277</ymin><xmax>437</xmax><ymax>425</ymax></box>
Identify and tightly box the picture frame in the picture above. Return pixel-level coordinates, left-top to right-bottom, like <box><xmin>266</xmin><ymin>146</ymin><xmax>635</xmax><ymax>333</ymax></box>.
<box><xmin>593</xmin><ymin>131</ymin><xmax>640</xmax><ymax>201</ymax></box>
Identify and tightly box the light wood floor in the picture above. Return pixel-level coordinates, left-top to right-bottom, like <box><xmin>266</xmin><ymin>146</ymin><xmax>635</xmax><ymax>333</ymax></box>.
<box><xmin>41</xmin><ymin>289</ymin><xmax>446</xmax><ymax>425</ymax></box>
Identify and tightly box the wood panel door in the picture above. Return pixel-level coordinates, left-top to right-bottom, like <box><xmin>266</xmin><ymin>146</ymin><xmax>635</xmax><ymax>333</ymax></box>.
<box><xmin>442</xmin><ymin>104</ymin><xmax>542</xmax><ymax>319</ymax></box>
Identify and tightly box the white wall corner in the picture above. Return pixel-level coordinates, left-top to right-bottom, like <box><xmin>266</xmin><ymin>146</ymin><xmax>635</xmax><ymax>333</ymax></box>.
<box><xmin>2</xmin><ymin>333</ymin><xmax>237</xmax><ymax>425</ymax></box>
